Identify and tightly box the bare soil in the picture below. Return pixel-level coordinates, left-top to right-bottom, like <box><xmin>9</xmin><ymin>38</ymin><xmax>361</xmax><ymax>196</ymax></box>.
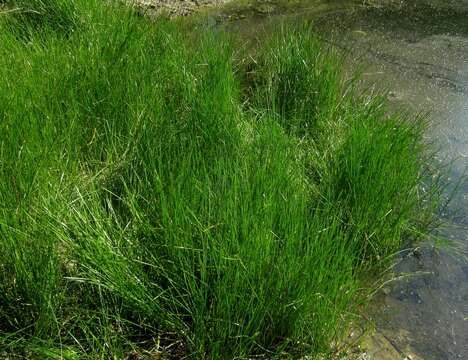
<box><xmin>134</xmin><ymin>0</ymin><xmax>231</xmax><ymax>16</ymax></box>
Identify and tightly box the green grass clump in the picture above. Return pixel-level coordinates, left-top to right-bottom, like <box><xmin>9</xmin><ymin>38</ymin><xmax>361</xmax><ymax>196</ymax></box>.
<box><xmin>1</xmin><ymin>0</ymin><xmax>79</xmax><ymax>38</ymax></box>
<box><xmin>0</xmin><ymin>1</ymin><xmax>440</xmax><ymax>358</ymax></box>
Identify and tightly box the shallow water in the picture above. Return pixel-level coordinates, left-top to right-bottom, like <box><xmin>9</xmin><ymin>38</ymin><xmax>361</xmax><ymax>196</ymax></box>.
<box><xmin>215</xmin><ymin>1</ymin><xmax>468</xmax><ymax>358</ymax></box>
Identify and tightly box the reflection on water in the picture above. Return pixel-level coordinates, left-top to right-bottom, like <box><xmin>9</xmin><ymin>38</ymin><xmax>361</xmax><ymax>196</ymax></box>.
<box><xmin>216</xmin><ymin>1</ymin><xmax>468</xmax><ymax>358</ymax></box>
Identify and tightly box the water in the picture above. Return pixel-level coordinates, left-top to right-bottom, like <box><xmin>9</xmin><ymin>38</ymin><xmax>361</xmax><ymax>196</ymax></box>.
<box><xmin>215</xmin><ymin>1</ymin><xmax>468</xmax><ymax>358</ymax></box>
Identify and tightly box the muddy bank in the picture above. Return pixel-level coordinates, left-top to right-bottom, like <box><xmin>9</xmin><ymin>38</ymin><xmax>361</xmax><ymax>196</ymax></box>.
<box><xmin>134</xmin><ymin>0</ymin><xmax>231</xmax><ymax>16</ymax></box>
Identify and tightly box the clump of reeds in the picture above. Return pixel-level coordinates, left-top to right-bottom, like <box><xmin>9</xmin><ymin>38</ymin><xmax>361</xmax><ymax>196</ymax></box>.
<box><xmin>0</xmin><ymin>1</ymin><xmax>440</xmax><ymax>358</ymax></box>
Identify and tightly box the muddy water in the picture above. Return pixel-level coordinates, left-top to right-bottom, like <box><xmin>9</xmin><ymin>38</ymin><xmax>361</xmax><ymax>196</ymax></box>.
<box><xmin>215</xmin><ymin>1</ymin><xmax>468</xmax><ymax>359</ymax></box>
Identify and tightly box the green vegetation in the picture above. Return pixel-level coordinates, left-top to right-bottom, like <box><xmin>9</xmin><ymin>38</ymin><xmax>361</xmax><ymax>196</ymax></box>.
<box><xmin>0</xmin><ymin>1</ymin><xmax>440</xmax><ymax>358</ymax></box>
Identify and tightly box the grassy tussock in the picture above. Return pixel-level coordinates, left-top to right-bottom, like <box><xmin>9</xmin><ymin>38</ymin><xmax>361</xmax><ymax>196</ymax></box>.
<box><xmin>0</xmin><ymin>1</ymin><xmax>440</xmax><ymax>358</ymax></box>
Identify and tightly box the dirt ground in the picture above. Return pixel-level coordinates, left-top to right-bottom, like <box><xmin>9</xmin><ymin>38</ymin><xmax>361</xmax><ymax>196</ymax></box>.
<box><xmin>133</xmin><ymin>0</ymin><xmax>231</xmax><ymax>16</ymax></box>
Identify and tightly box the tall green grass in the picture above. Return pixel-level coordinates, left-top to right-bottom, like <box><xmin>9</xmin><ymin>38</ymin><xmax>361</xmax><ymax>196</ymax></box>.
<box><xmin>0</xmin><ymin>1</ymin><xmax>440</xmax><ymax>358</ymax></box>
